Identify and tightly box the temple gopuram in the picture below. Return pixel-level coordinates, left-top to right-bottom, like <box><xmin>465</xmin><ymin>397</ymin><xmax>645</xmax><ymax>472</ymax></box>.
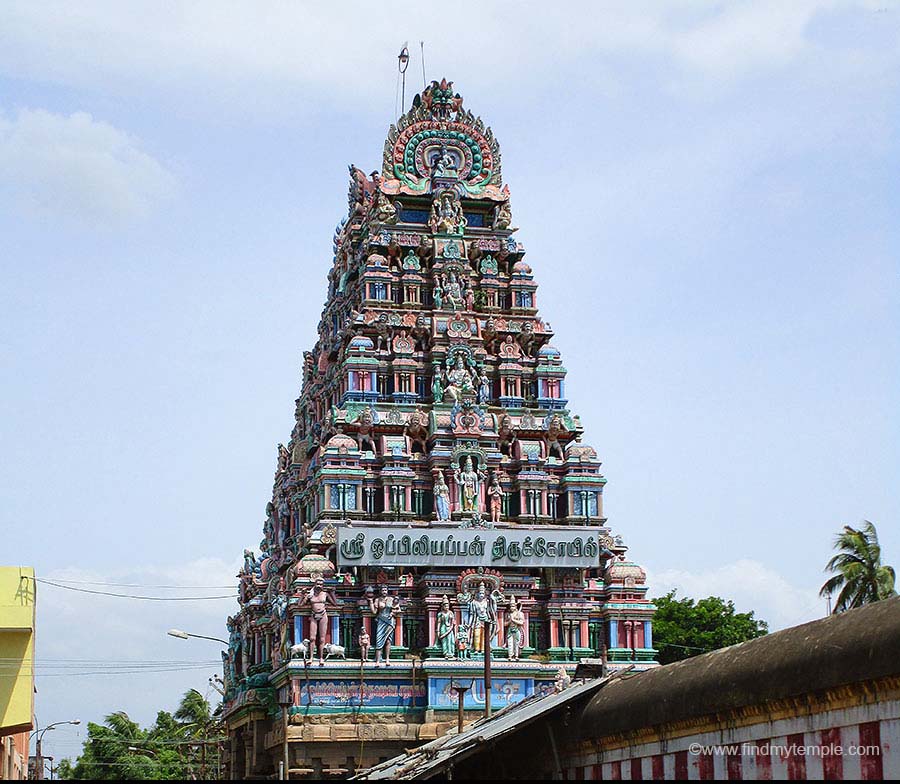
<box><xmin>222</xmin><ymin>79</ymin><xmax>657</xmax><ymax>780</ymax></box>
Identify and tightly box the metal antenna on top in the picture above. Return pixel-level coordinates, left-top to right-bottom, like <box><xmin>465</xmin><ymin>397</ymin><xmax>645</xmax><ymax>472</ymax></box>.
<box><xmin>398</xmin><ymin>44</ymin><xmax>410</xmax><ymax>115</ymax></box>
<box><xmin>420</xmin><ymin>41</ymin><xmax>427</xmax><ymax>89</ymax></box>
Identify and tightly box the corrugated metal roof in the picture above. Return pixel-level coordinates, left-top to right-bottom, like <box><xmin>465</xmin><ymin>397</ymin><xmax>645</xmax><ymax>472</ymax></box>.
<box><xmin>350</xmin><ymin>673</ymin><xmax>618</xmax><ymax>780</ymax></box>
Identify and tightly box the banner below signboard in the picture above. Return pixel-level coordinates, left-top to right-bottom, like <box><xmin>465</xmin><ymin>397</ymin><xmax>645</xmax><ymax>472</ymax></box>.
<box><xmin>337</xmin><ymin>525</ymin><xmax>601</xmax><ymax>568</ymax></box>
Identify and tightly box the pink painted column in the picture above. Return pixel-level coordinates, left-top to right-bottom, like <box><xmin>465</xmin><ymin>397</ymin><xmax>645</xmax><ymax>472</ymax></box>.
<box><xmin>405</xmin><ymin>486</ymin><xmax>412</xmax><ymax>510</ymax></box>
<box><xmin>395</xmin><ymin>617</ymin><xmax>404</xmax><ymax>647</ymax></box>
<box><xmin>550</xmin><ymin>618</ymin><xmax>559</xmax><ymax>648</ymax></box>
<box><xmin>580</xmin><ymin>620</ymin><xmax>589</xmax><ymax>649</ymax></box>
<box><xmin>428</xmin><ymin>609</ymin><xmax>437</xmax><ymax>645</ymax></box>
<box><xmin>449</xmin><ymin>476</ymin><xmax>458</xmax><ymax>512</ymax></box>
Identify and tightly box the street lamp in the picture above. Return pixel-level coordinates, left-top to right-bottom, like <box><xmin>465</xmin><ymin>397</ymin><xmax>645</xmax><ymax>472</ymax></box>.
<box><xmin>167</xmin><ymin>628</ymin><xmax>228</xmax><ymax>645</ymax></box>
<box><xmin>32</xmin><ymin>721</ymin><xmax>80</xmax><ymax>781</ymax></box>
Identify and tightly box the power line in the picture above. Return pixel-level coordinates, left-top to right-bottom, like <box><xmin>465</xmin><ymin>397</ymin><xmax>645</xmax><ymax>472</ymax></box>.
<box><xmin>39</xmin><ymin>578</ymin><xmax>237</xmax><ymax>589</ymax></box>
<box><xmin>36</xmin><ymin>578</ymin><xmax>237</xmax><ymax>601</ymax></box>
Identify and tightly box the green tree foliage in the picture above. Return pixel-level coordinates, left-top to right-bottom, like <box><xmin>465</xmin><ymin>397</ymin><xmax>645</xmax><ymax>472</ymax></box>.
<box><xmin>650</xmin><ymin>591</ymin><xmax>768</xmax><ymax>665</ymax></box>
<box><xmin>820</xmin><ymin>521</ymin><xmax>896</xmax><ymax>613</ymax></box>
<box><xmin>57</xmin><ymin>689</ymin><xmax>222</xmax><ymax>780</ymax></box>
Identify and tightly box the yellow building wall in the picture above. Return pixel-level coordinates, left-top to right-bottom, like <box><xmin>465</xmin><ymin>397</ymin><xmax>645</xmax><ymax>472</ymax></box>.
<box><xmin>0</xmin><ymin>567</ymin><xmax>35</xmax><ymax>736</ymax></box>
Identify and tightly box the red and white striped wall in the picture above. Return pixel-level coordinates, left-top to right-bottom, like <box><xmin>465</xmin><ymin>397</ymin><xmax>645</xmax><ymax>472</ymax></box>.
<box><xmin>564</xmin><ymin>701</ymin><xmax>900</xmax><ymax>780</ymax></box>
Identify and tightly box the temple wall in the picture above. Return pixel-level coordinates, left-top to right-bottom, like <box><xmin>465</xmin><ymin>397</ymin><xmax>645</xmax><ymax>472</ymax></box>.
<box><xmin>562</xmin><ymin>685</ymin><xmax>900</xmax><ymax>780</ymax></box>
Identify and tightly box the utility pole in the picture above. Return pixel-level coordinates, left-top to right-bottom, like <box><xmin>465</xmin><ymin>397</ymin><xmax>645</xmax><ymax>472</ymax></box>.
<box><xmin>483</xmin><ymin>618</ymin><xmax>492</xmax><ymax>718</ymax></box>
<box><xmin>449</xmin><ymin>680</ymin><xmax>471</xmax><ymax>733</ymax></box>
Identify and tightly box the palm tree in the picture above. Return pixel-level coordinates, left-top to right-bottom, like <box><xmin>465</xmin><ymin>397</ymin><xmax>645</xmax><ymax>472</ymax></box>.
<box><xmin>820</xmin><ymin>520</ymin><xmax>896</xmax><ymax>613</ymax></box>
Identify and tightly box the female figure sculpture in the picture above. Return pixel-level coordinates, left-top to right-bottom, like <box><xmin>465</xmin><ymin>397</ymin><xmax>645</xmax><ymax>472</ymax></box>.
<box><xmin>434</xmin><ymin>471</ymin><xmax>451</xmax><ymax>521</ymax></box>
<box><xmin>478</xmin><ymin>370</ymin><xmax>491</xmax><ymax>404</ymax></box>
<box><xmin>506</xmin><ymin>595</ymin><xmax>526</xmax><ymax>661</ymax></box>
<box><xmin>433</xmin><ymin>281</ymin><xmax>443</xmax><ymax>310</ymax></box>
<box><xmin>367</xmin><ymin>585</ymin><xmax>402</xmax><ymax>666</ymax></box>
<box><xmin>436</xmin><ymin>595</ymin><xmax>457</xmax><ymax>659</ymax></box>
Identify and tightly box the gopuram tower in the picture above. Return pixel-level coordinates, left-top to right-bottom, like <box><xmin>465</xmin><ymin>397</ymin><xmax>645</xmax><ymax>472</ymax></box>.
<box><xmin>223</xmin><ymin>79</ymin><xmax>656</xmax><ymax>779</ymax></box>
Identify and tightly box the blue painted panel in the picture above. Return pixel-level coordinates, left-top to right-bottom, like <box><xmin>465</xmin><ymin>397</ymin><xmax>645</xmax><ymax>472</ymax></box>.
<box><xmin>428</xmin><ymin>676</ymin><xmax>543</xmax><ymax>710</ymax></box>
<box><xmin>293</xmin><ymin>679</ymin><xmax>427</xmax><ymax>709</ymax></box>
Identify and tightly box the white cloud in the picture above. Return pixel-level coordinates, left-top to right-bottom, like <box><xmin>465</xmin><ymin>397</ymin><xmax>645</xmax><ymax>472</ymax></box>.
<box><xmin>0</xmin><ymin>108</ymin><xmax>176</xmax><ymax>224</ymax></box>
<box><xmin>0</xmin><ymin>1</ymin><xmax>887</xmax><ymax>112</ymax></box>
<box><xmin>647</xmin><ymin>558</ymin><xmax>826</xmax><ymax>631</ymax></box>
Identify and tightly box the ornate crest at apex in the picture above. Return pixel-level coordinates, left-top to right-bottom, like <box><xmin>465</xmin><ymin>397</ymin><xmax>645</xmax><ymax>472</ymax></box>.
<box><xmin>417</xmin><ymin>78</ymin><xmax>463</xmax><ymax>121</ymax></box>
<box><xmin>380</xmin><ymin>78</ymin><xmax>507</xmax><ymax>201</ymax></box>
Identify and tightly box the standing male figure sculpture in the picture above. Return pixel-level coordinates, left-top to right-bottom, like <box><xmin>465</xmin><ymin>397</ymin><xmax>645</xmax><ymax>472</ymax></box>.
<box><xmin>488</xmin><ymin>472</ymin><xmax>503</xmax><ymax>525</ymax></box>
<box><xmin>455</xmin><ymin>455</ymin><xmax>485</xmax><ymax>513</ymax></box>
<box><xmin>467</xmin><ymin>581</ymin><xmax>497</xmax><ymax>656</ymax></box>
<box><xmin>368</xmin><ymin>585</ymin><xmax>402</xmax><ymax>666</ymax></box>
<box><xmin>299</xmin><ymin>577</ymin><xmax>338</xmax><ymax>666</ymax></box>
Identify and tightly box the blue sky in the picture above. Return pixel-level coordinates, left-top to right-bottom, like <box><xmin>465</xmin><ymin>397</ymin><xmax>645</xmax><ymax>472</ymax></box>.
<box><xmin>1</xmin><ymin>0</ymin><xmax>898</xmax><ymax>764</ymax></box>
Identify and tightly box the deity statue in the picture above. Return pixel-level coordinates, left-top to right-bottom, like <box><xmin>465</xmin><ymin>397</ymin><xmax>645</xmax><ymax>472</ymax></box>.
<box><xmin>456</xmin><ymin>625</ymin><xmax>470</xmax><ymax>659</ymax></box>
<box><xmin>412</xmin><ymin>314</ymin><xmax>430</xmax><ymax>351</ymax></box>
<box><xmin>433</xmin><ymin>470</ymin><xmax>451</xmax><ymax>521</ymax></box>
<box><xmin>374</xmin><ymin>191</ymin><xmax>398</xmax><ymax>224</ymax></box>
<box><xmin>454</xmin><ymin>455</ymin><xmax>486</xmax><ymax>513</ymax></box>
<box><xmin>430</xmin><ymin>144</ymin><xmax>458</xmax><ymax>177</ymax></box>
<box><xmin>263</xmin><ymin>503</ymin><xmax>276</xmax><ymax>545</ymax></box>
<box><xmin>518</xmin><ymin>320</ymin><xmax>537</xmax><ymax>356</ymax></box>
<box><xmin>374</xmin><ymin>314</ymin><xmax>391</xmax><ymax>351</ymax></box>
<box><xmin>555</xmin><ymin>666</ymin><xmax>572</xmax><ymax>692</ymax></box>
<box><xmin>436</xmin><ymin>595</ymin><xmax>457</xmax><ymax>659</ymax></box>
<box><xmin>444</xmin><ymin>271</ymin><xmax>464</xmax><ymax>311</ymax></box>
<box><xmin>466</xmin><ymin>582</ymin><xmax>498</xmax><ymax>656</ymax></box>
<box><xmin>405</xmin><ymin>408</ymin><xmax>429</xmax><ymax>455</ymax></box>
<box><xmin>240</xmin><ymin>617</ymin><xmax>251</xmax><ymax>676</ymax></box>
<box><xmin>478</xmin><ymin>371</ymin><xmax>492</xmax><ymax>404</ymax></box>
<box><xmin>357</xmin><ymin>408</ymin><xmax>378</xmax><ymax>454</ymax></box>
<box><xmin>433</xmin><ymin>281</ymin><xmax>444</xmax><ymax>310</ymax></box>
<box><xmin>227</xmin><ymin>616</ymin><xmax>243</xmax><ymax>682</ymax></box>
<box><xmin>547</xmin><ymin>413</ymin><xmax>566</xmax><ymax>461</ymax></box>
<box><xmin>367</xmin><ymin>585</ymin><xmax>402</xmax><ymax>666</ymax></box>
<box><xmin>431</xmin><ymin>367</ymin><xmax>444</xmax><ymax>403</ymax></box>
<box><xmin>416</xmin><ymin>234</ymin><xmax>434</xmax><ymax>268</ymax></box>
<box><xmin>444</xmin><ymin>355</ymin><xmax>476</xmax><ymax>403</ymax></box>
<box><xmin>493</xmin><ymin>200</ymin><xmax>512</xmax><ymax>230</ymax></box>
<box><xmin>298</xmin><ymin>577</ymin><xmax>338</xmax><ymax>666</ymax></box>
<box><xmin>276</xmin><ymin>495</ymin><xmax>291</xmax><ymax>545</ymax></box>
<box><xmin>358</xmin><ymin>629</ymin><xmax>370</xmax><ymax>662</ymax></box>
<box><xmin>498</xmin><ymin>414</ymin><xmax>518</xmax><ymax>457</ymax></box>
<box><xmin>506</xmin><ymin>595</ymin><xmax>526</xmax><ymax>661</ymax></box>
<box><xmin>488</xmin><ymin>472</ymin><xmax>503</xmax><ymax>525</ymax></box>
<box><xmin>429</xmin><ymin>190</ymin><xmax>466</xmax><ymax>234</ymax></box>
<box><xmin>242</xmin><ymin>549</ymin><xmax>261</xmax><ymax>578</ymax></box>
<box><xmin>271</xmin><ymin>591</ymin><xmax>288</xmax><ymax>623</ymax></box>
<box><xmin>277</xmin><ymin>443</ymin><xmax>290</xmax><ymax>473</ymax></box>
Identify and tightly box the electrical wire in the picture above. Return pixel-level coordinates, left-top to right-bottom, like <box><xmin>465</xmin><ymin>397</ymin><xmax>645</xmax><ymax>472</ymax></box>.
<box><xmin>36</xmin><ymin>578</ymin><xmax>237</xmax><ymax>601</ymax></box>
<box><xmin>36</xmin><ymin>578</ymin><xmax>237</xmax><ymax>589</ymax></box>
